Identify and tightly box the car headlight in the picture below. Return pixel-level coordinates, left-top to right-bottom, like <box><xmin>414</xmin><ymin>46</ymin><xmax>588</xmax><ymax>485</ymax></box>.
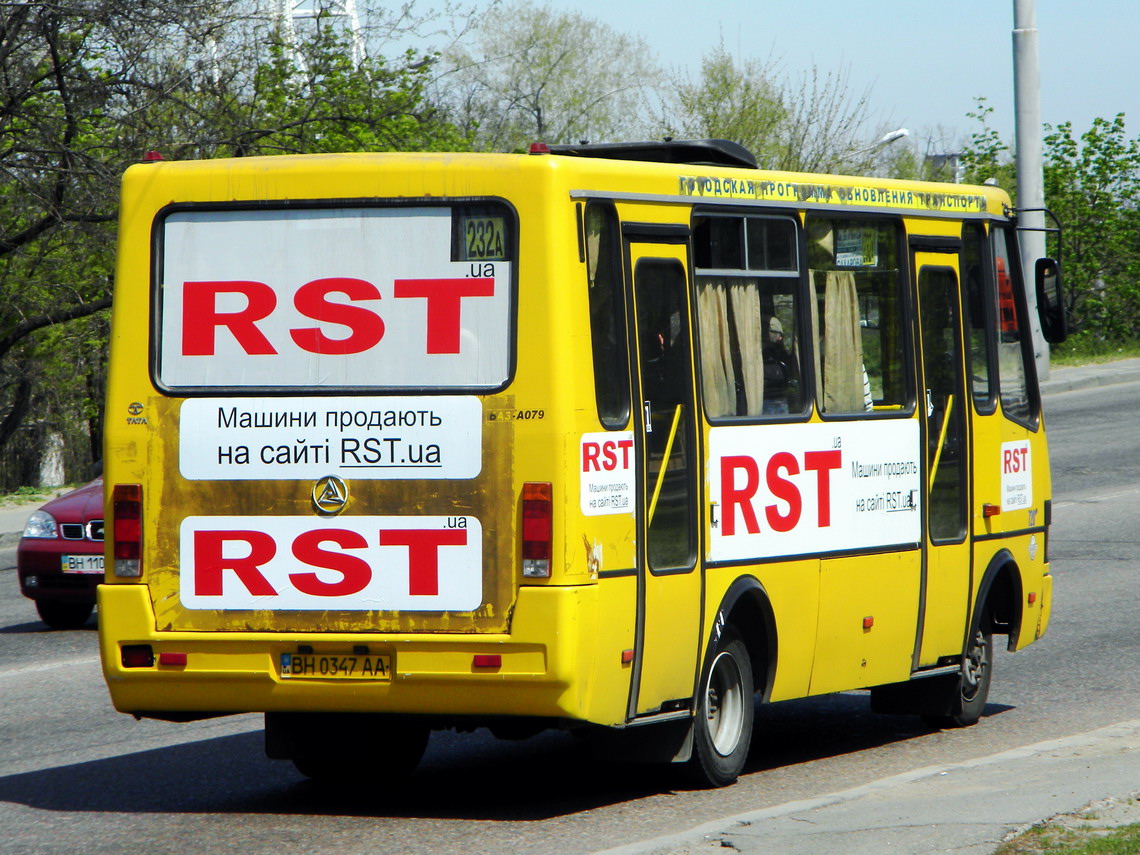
<box><xmin>23</xmin><ymin>510</ymin><xmax>58</xmax><ymax>539</ymax></box>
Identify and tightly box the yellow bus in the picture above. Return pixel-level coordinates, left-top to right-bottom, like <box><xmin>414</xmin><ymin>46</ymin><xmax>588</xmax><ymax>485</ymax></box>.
<box><xmin>99</xmin><ymin>140</ymin><xmax>1067</xmax><ymax>787</ymax></box>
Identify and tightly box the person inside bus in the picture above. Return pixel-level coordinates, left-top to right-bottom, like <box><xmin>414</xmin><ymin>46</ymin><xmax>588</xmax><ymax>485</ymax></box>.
<box><xmin>762</xmin><ymin>315</ymin><xmax>796</xmax><ymax>414</ymax></box>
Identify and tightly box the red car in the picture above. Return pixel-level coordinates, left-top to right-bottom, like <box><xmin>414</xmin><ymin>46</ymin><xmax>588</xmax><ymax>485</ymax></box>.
<box><xmin>17</xmin><ymin>479</ymin><xmax>104</xmax><ymax>629</ymax></box>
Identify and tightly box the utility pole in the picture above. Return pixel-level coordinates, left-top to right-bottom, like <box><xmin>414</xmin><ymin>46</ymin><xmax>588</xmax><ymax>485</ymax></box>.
<box><xmin>1013</xmin><ymin>0</ymin><xmax>1049</xmax><ymax>378</ymax></box>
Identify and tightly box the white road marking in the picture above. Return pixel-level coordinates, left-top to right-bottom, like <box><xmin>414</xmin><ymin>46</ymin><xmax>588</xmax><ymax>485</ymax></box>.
<box><xmin>0</xmin><ymin>654</ymin><xmax>100</xmax><ymax>679</ymax></box>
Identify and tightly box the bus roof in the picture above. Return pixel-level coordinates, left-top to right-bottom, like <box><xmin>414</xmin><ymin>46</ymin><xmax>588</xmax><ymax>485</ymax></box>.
<box><xmin>123</xmin><ymin>144</ymin><xmax>1013</xmax><ymax>220</ymax></box>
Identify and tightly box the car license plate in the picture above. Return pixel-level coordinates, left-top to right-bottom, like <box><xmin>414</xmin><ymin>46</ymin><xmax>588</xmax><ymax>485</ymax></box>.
<box><xmin>61</xmin><ymin>554</ymin><xmax>104</xmax><ymax>574</ymax></box>
<box><xmin>279</xmin><ymin>653</ymin><xmax>391</xmax><ymax>681</ymax></box>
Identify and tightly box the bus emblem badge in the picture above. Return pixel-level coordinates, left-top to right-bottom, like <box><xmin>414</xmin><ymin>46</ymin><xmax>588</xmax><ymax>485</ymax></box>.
<box><xmin>312</xmin><ymin>475</ymin><xmax>349</xmax><ymax>515</ymax></box>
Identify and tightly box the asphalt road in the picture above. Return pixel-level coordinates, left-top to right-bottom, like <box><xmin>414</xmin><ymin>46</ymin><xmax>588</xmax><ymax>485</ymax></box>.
<box><xmin>0</xmin><ymin>378</ymin><xmax>1137</xmax><ymax>855</ymax></box>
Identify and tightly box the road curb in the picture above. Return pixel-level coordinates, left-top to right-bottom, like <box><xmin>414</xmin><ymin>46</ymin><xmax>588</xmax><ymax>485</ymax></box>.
<box><xmin>1040</xmin><ymin>358</ymin><xmax>1140</xmax><ymax>397</ymax></box>
<box><xmin>592</xmin><ymin>720</ymin><xmax>1140</xmax><ymax>855</ymax></box>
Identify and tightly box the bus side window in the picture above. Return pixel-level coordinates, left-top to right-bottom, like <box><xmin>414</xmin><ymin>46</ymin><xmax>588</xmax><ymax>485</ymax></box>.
<box><xmin>962</xmin><ymin>223</ymin><xmax>996</xmax><ymax>414</ymax></box>
<box><xmin>693</xmin><ymin>213</ymin><xmax>805</xmax><ymax>420</ymax></box>
<box><xmin>584</xmin><ymin>202</ymin><xmax>631</xmax><ymax>428</ymax></box>
<box><xmin>991</xmin><ymin>226</ymin><xmax>1035</xmax><ymax>424</ymax></box>
<box><xmin>806</xmin><ymin>216</ymin><xmax>908</xmax><ymax>415</ymax></box>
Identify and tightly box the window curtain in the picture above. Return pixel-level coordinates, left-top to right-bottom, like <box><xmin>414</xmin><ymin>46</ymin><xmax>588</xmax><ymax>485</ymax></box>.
<box><xmin>729</xmin><ymin>282</ymin><xmax>764</xmax><ymax>416</ymax></box>
<box><xmin>697</xmin><ymin>280</ymin><xmax>736</xmax><ymax>418</ymax></box>
<box><xmin>810</xmin><ymin>269</ymin><xmax>865</xmax><ymax>412</ymax></box>
<box><xmin>585</xmin><ymin>227</ymin><xmax>600</xmax><ymax>285</ymax></box>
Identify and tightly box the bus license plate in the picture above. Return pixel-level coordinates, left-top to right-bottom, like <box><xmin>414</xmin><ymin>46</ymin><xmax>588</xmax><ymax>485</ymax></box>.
<box><xmin>279</xmin><ymin>653</ymin><xmax>391</xmax><ymax>681</ymax></box>
<box><xmin>61</xmin><ymin>554</ymin><xmax>104</xmax><ymax>574</ymax></box>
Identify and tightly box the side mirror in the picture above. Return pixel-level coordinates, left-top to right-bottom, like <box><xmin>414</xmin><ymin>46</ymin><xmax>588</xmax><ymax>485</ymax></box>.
<box><xmin>1035</xmin><ymin>258</ymin><xmax>1067</xmax><ymax>344</ymax></box>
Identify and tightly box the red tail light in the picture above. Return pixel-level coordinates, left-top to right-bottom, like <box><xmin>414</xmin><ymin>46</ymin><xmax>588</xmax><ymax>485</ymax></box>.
<box><xmin>521</xmin><ymin>482</ymin><xmax>552</xmax><ymax>578</ymax></box>
<box><xmin>112</xmin><ymin>483</ymin><xmax>142</xmax><ymax>577</ymax></box>
<box><xmin>121</xmin><ymin>644</ymin><xmax>154</xmax><ymax>668</ymax></box>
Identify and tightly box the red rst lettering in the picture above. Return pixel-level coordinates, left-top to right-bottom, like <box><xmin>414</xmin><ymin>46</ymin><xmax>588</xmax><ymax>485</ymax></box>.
<box><xmin>616</xmin><ymin>438</ymin><xmax>633</xmax><ymax>468</ymax></box>
<box><xmin>584</xmin><ymin>438</ymin><xmax>633</xmax><ymax>473</ymax></box>
<box><xmin>289</xmin><ymin>529</ymin><xmax>372</xmax><ymax>596</ymax></box>
<box><xmin>1003</xmin><ymin>447</ymin><xmax>1028</xmax><ymax>473</ymax></box>
<box><xmin>393</xmin><ymin>277</ymin><xmax>494</xmax><ymax>353</ymax></box>
<box><xmin>765</xmin><ymin>452</ymin><xmax>802</xmax><ymax>532</ymax></box>
<box><xmin>193</xmin><ymin>529</ymin><xmax>278</xmax><ymax>596</ymax></box>
<box><xmin>600</xmin><ymin>441</ymin><xmax>618</xmax><ymax>471</ymax></box>
<box><xmin>804</xmin><ymin>449</ymin><xmax>842</xmax><ymax>527</ymax></box>
<box><xmin>290</xmin><ymin>277</ymin><xmax>385</xmax><ymax>355</ymax></box>
<box><xmin>379</xmin><ymin>528</ymin><xmax>468</xmax><ymax>596</ymax></box>
<box><xmin>721</xmin><ymin>455</ymin><xmax>761</xmax><ymax>536</ymax></box>
<box><xmin>582</xmin><ymin>441</ymin><xmax>601</xmax><ymax>472</ymax></box>
<box><xmin>182</xmin><ymin>280</ymin><xmax>278</xmax><ymax>356</ymax></box>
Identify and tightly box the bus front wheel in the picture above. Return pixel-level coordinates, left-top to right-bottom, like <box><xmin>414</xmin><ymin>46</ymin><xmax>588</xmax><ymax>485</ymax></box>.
<box><xmin>924</xmin><ymin>627</ymin><xmax>993</xmax><ymax>729</ymax></box>
<box><xmin>689</xmin><ymin>629</ymin><xmax>754</xmax><ymax>787</ymax></box>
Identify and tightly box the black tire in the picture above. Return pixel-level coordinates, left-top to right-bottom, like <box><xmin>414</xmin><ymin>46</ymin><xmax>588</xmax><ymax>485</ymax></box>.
<box><xmin>689</xmin><ymin>629</ymin><xmax>754</xmax><ymax>788</ymax></box>
<box><xmin>923</xmin><ymin>627</ymin><xmax>993</xmax><ymax>729</ymax></box>
<box><xmin>293</xmin><ymin>722</ymin><xmax>430</xmax><ymax>783</ymax></box>
<box><xmin>35</xmin><ymin>599</ymin><xmax>94</xmax><ymax>630</ymax></box>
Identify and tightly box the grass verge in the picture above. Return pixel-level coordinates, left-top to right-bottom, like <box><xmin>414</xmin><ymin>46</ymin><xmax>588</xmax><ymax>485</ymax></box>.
<box><xmin>1051</xmin><ymin>337</ymin><xmax>1140</xmax><ymax>366</ymax></box>
<box><xmin>995</xmin><ymin>795</ymin><xmax>1140</xmax><ymax>855</ymax></box>
<box><xmin>996</xmin><ymin>823</ymin><xmax>1140</xmax><ymax>854</ymax></box>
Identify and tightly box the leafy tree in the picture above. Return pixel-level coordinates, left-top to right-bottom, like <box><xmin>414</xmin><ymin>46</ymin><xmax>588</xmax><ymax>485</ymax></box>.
<box><xmin>960</xmin><ymin>99</ymin><xmax>1140</xmax><ymax>348</ymax></box>
<box><xmin>0</xmin><ymin>1</ymin><xmax>468</xmax><ymax>488</ymax></box>
<box><xmin>772</xmin><ymin>65</ymin><xmax>883</xmax><ymax>174</ymax></box>
<box><xmin>662</xmin><ymin>45</ymin><xmax>894</xmax><ymax>175</ymax></box>
<box><xmin>664</xmin><ymin>45</ymin><xmax>786</xmax><ymax>165</ymax></box>
<box><xmin>436</xmin><ymin>1</ymin><xmax>660</xmax><ymax>151</ymax></box>
<box><xmin>959</xmin><ymin>98</ymin><xmax>1017</xmax><ymax>189</ymax></box>
<box><xmin>1042</xmin><ymin>115</ymin><xmax>1140</xmax><ymax>343</ymax></box>
<box><xmin>0</xmin><ymin>1</ymin><xmax>171</xmax><ymax>481</ymax></box>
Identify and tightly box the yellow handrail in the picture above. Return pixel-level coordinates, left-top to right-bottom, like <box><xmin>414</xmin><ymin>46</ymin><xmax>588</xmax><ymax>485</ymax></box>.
<box><xmin>648</xmin><ymin>404</ymin><xmax>684</xmax><ymax>525</ymax></box>
<box><xmin>929</xmin><ymin>394</ymin><xmax>954</xmax><ymax>493</ymax></box>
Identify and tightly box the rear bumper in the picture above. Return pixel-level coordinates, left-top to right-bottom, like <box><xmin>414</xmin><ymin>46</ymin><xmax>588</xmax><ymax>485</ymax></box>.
<box><xmin>98</xmin><ymin>582</ymin><xmax>603</xmax><ymax>723</ymax></box>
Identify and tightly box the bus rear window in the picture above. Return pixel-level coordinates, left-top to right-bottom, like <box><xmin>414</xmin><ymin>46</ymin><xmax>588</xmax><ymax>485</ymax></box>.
<box><xmin>156</xmin><ymin>203</ymin><xmax>514</xmax><ymax>392</ymax></box>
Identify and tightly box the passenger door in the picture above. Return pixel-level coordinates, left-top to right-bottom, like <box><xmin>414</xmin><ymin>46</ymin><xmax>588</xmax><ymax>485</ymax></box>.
<box><xmin>624</xmin><ymin>235</ymin><xmax>702</xmax><ymax>718</ymax></box>
<box><xmin>913</xmin><ymin>249</ymin><xmax>972</xmax><ymax>666</ymax></box>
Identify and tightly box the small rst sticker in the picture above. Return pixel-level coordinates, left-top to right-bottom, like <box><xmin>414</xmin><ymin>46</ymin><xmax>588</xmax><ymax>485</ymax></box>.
<box><xmin>580</xmin><ymin>431</ymin><xmax>635</xmax><ymax>516</ymax></box>
<box><xmin>1000</xmin><ymin>440</ymin><xmax>1032</xmax><ymax>511</ymax></box>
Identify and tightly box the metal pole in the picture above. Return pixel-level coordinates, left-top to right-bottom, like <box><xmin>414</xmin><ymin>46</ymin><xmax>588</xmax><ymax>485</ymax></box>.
<box><xmin>1013</xmin><ymin>0</ymin><xmax>1049</xmax><ymax>377</ymax></box>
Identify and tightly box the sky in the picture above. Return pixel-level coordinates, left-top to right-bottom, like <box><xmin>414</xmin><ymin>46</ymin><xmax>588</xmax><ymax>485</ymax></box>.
<box><xmin>413</xmin><ymin>0</ymin><xmax>1139</xmax><ymax>153</ymax></box>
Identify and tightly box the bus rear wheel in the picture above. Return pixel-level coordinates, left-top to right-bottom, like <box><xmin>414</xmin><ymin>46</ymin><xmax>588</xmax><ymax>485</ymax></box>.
<box><xmin>689</xmin><ymin>629</ymin><xmax>754</xmax><ymax>787</ymax></box>
<box><xmin>278</xmin><ymin>717</ymin><xmax>429</xmax><ymax>784</ymax></box>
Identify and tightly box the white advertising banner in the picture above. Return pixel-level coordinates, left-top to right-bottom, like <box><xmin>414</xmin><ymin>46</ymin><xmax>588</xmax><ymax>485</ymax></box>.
<box><xmin>580</xmin><ymin>431</ymin><xmax>635</xmax><ymax>516</ymax></box>
<box><xmin>179</xmin><ymin>515</ymin><xmax>482</xmax><ymax>611</ymax></box>
<box><xmin>158</xmin><ymin>207</ymin><xmax>511</xmax><ymax>389</ymax></box>
<box><xmin>179</xmin><ymin>396</ymin><xmax>482</xmax><ymax>480</ymax></box>
<box><xmin>708</xmin><ymin>420</ymin><xmax>922</xmax><ymax>562</ymax></box>
<box><xmin>1000</xmin><ymin>440</ymin><xmax>1032</xmax><ymax>511</ymax></box>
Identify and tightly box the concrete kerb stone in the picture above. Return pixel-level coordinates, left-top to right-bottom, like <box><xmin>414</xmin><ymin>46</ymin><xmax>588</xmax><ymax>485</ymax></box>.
<box><xmin>1039</xmin><ymin>357</ymin><xmax>1140</xmax><ymax>396</ymax></box>
<box><xmin>592</xmin><ymin>720</ymin><xmax>1140</xmax><ymax>855</ymax></box>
